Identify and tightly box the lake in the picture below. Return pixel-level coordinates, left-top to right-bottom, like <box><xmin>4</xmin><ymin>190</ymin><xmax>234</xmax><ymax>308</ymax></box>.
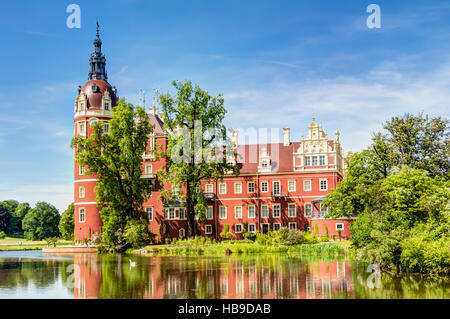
<box><xmin>0</xmin><ymin>251</ymin><xmax>448</xmax><ymax>299</ymax></box>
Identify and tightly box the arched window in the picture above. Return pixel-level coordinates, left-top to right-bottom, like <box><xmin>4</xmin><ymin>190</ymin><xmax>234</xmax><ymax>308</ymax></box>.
<box><xmin>179</xmin><ymin>228</ymin><xmax>185</xmax><ymax>238</ymax></box>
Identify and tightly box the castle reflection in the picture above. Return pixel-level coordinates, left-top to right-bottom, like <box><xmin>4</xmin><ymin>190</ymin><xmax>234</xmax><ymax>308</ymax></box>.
<box><xmin>72</xmin><ymin>254</ymin><xmax>354</xmax><ymax>299</ymax></box>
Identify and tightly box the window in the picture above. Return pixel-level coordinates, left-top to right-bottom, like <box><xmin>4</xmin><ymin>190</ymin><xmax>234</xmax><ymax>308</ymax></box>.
<box><xmin>79</xmin><ymin>186</ymin><xmax>85</xmax><ymax>199</ymax></box>
<box><xmin>219</xmin><ymin>183</ymin><xmax>226</xmax><ymax>194</ymax></box>
<box><xmin>304</xmin><ymin>179</ymin><xmax>312</xmax><ymax>191</ymax></box>
<box><xmin>103</xmin><ymin>123</ymin><xmax>109</xmax><ymax>133</ymax></box>
<box><xmin>179</xmin><ymin>208</ymin><xmax>185</xmax><ymax>220</ymax></box>
<box><xmin>288</xmin><ymin>203</ymin><xmax>296</xmax><ymax>217</ymax></box>
<box><xmin>79</xmin><ymin>123</ymin><xmax>85</xmax><ymax>135</ymax></box>
<box><xmin>234</xmin><ymin>182</ymin><xmax>242</xmax><ymax>194</ymax></box>
<box><xmin>305</xmin><ymin>156</ymin><xmax>311</xmax><ymax>166</ymax></box>
<box><xmin>79</xmin><ymin>166</ymin><xmax>85</xmax><ymax>176</ymax></box>
<box><xmin>248</xmin><ymin>205</ymin><xmax>256</xmax><ymax>219</ymax></box>
<box><xmin>235</xmin><ymin>206</ymin><xmax>242</xmax><ymax>219</ymax></box>
<box><xmin>273</xmin><ymin>204</ymin><xmax>281</xmax><ymax>218</ymax></box>
<box><xmin>179</xmin><ymin>228</ymin><xmax>185</xmax><ymax>238</ymax></box>
<box><xmin>168</xmin><ymin>208</ymin><xmax>175</xmax><ymax>220</ymax></box>
<box><xmin>80</xmin><ymin>103</ymin><xmax>85</xmax><ymax>111</ymax></box>
<box><xmin>249</xmin><ymin>224</ymin><xmax>256</xmax><ymax>233</ymax></box>
<box><xmin>148</xmin><ymin>207</ymin><xmax>155</xmax><ymax>221</ymax></box>
<box><xmin>145</xmin><ymin>164</ymin><xmax>152</xmax><ymax>175</ymax></box>
<box><xmin>235</xmin><ymin>224</ymin><xmax>243</xmax><ymax>233</ymax></box>
<box><xmin>261</xmin><ymin>205</ymin><xmax>269</xmax><ymax>218</ymax></box>
<box><xmin>273</xmin><ymin>181</ymin><xmax>280</xmax><ymax>195</ymax></box>
<box><xmin>205</xmin><ymin>184</ymin><xmax>213</xmax><ymax>193</ymax></box>
<box><xmin>273</xmin><ymin>223</ymin><xmax>281</xmax><ymax>231</ymax></box>
<box><xmin>219</xmin><ymin>206</ymin><xmax>227</xmax><ymax>219</ymax></box>
<box><xmin>205</xmin><ymin>225</ymin><xmax>213</xmax><ymax>234</ymax></box>
<box><xmin>289</xmin><ymin>222</ymin><xmax>297</xmax><ymax>230</ymax></box>
<box><xmin>206</xmin><ymin>206</ymin><xmax>213</xmax><ymax>220</ymax></box>
<box><xmin>247</xmin><ymin>182</ymin><xmax>255</xmax><ymax>193</ymax></box>
<box><xmin>104</xmin><ymin>102</ymin><xmax>110</xmax><ymax>110</ymax></box>
<box><xmin>79</xmin><ymin>208</ymin><xmax>86</xmax><ymax>223</ymax></box>
<box><xmin>261</xmin><ymin>181</ymin><xmax>268</xmax><ymax>193</ymax></box>
<box><xmin>261</xmin><ymin>159</ymin><xmax>269</xmax><ymax>169</ymax></box>
<box><xmin>312</xmin><ymin>156</ymin><xmax>318</xmax><ymax>166</ymax></box>
<box><xmin>320</xmin><ymin>155</ymin><xmax>326</xmax><ymax>166</ymax></box>
<box><xmin>336</xmin><ymin>223</ymin><xmax>344</xmax><ymax>231</ymax></box>
<box><xmin>288</xmin><ymin>180</ymin><xmax>296</xmax><ymax>192</ymax></box>
<box><xmin>320</xmin><ymin>179</ymin><xmax>328</xmax><ymax>191</ymax></box>
<box><xmin>304</xmin><ymin>203</ymin><xmax>312</xmax><ymax>217</ymax></box>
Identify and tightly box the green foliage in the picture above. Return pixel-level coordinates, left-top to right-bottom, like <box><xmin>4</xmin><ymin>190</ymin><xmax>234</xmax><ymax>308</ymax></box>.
<box><xmin>157</xmin><ymin>80</ymin><xmax>240</xmax><ymax>238</ymax></box>
<box><xmin>220</xmin><ymin>224</ymin><xmax>234</xmax><ymax>240</ymax></box>
<box><xmin>0</xmin><ymin>231</ymin><xmax>5</xmax><ymax>239</ymax></box>
<box><xmin>243</xmin><ymin>231</ymin><xmax>257</xmax><ymax>241</ymax></box>
<box><xmin>59</xmin><ymin>203</ymin><xmax>75</xmax><ymax>241</ymax></box>
<box><xmin>124</xmin><ymin>219</ymin><xmax>155</xmax><ymax>248</ymax></box>
<box><xmin>314</xmin><ymin>223</ymin><xmax>319</xmax><ymax>237</ymax></box>
<box><xmin>22</xmin><ymin>202</ymin><xmax>60</xmax><ymax>241</ymax></box>
<box><xmin>71</xmin><ymin>99</ymin><xmax>153</xmax><ymax>250</ymax></box>
<box><xmin>0</xmin><ymin>205</ymin><xmax>10</xmax><ymax>232</ymax></box>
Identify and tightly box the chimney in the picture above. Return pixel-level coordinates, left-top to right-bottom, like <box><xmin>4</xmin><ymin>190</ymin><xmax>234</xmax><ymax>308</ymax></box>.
<box><xmin>232</xmin><ymin>130</ymin><xmax>239</xmax><ymax>147</ymax></box>
<box><xmin>283</xmin><ymin>127</ymin><xmax>290</xmax><ymax>146</ymax></box>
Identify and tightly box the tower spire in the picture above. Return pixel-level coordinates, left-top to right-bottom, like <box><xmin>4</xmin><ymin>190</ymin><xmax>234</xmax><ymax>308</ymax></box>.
<box><xmin>88</xmin><ymin>22</ymin><xmax>108</xmax><ymax>81</ymax></box>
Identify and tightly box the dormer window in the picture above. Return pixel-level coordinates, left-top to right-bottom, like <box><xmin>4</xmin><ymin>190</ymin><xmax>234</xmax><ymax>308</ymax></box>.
<box><xmin>104</xmin><ymin>102</ymin><xmax>110</xmax><ymax>110</ymax></box>
<box><xmin>262</xmin><ymin>159</ymin><xmax>269</xmax><ymax>169</ymax></box>
<box><xmin>80</xmin><ymin>103</ymin><xmax>85</xmax><ymax>111</ymax></box>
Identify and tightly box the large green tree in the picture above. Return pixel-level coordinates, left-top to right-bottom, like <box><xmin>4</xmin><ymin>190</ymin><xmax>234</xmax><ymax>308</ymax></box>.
<box><xmin>158</xmin><ymin>80</ymin><xmax>240</xmax><ymax>238</ymax></box>
<box><xmin>0</xmin><ymin>205</ymin><xmax>10</xmax><ymax>232</ymax></box>
<box><xmin>59</xmin><ymin>203</ymin><xmax>74</xmax><ymax>241</ymax></box>
<box><xmin>71</xmin><ymin>99</ymin><xmax>153</xmax><ymax>250</ymax></box>
<box><xmin>22</xmin><ymin>202</ymin><xmax>60</xmax><ymax>240</ymax></box>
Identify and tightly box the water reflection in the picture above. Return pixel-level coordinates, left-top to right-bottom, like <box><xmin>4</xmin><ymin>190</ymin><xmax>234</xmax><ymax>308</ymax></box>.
<box><xmin>0</xmin><ymin>252</ymin><xmax>448</xmax><ymax>299</ymax></box>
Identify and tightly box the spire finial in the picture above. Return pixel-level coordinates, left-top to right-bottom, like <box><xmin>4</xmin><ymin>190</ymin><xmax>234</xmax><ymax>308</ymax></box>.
<box><xmin>96</xmin><ymin>21</ymin><xmax>99</xmax><ymax>36</ymax></box>
<box><xmin>88</xmin><ymin>23</ymin><xmax>107</xmax><ymax>81</ymax></box>
<box><xmin>312</xmin><ymin>112</ymin><xmax>315</xmax><ymax>121</ymax></box>
<box><xmin>143</xmin><ymin>90</ymin><xmax>146</xmax><ymax>109</ymax></box>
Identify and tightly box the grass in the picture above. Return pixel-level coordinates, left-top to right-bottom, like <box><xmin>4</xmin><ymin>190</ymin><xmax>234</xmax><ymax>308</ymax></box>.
<box><xmin>135</xmin><ymin>240</ymin><xmax>350</xmax><ymax>257</ymax></box>
<box><xmin>0</xmin><ymin>237</ymin><xmax>73</xmax><ymax>251</ymax></box>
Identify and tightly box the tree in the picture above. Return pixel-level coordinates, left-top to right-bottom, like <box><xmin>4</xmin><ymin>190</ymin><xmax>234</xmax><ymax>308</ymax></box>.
<box><xmin>0</xmin><ymin>205</ymin><xmax>10</xmax><ymax>232</ymax></box>
<box><xmin>0</xmin><ymin>200</ymin><xmax>18</xmax><ymax>234</ymax></box>
<box><xmin>22</xmin><ymin>202</ymin><xmax>60</xmax><ymax>240</ymax></box>
<box><xmin>158</xmin><ymin>80</ymin><xmax>240</xmax><ymax>238</ymax></box>
<box><xmin>12</xmin><ymin>203</ymin><xmax>30</xmax><ymax>234</ymax></box>
<box><xmin>59</xmin><ymin>203</ymin><xmax>75</xmax><ymax>241</ymax></box>
<box><xmin>71</xmin><ymin>99</ymin><xmax>153</xmax><ymax>250</ymax></box>
<box><xmin>381</xmin><ymin>113</ymin><xmax>449</xmax><ymax>178</ymax></box>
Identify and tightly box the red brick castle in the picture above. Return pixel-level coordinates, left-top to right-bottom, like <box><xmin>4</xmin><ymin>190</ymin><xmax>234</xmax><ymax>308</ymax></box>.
<box><xmin>74</xmin><ymin>28</ymin><xmax>354</xmax><ymax>241</ymax></box>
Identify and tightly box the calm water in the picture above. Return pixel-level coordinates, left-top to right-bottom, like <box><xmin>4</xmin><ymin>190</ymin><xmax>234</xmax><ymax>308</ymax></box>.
<box><xmin>0</xmin><ymin>251</ymin><xmax>448</xmax><ymax>299</ymax></box>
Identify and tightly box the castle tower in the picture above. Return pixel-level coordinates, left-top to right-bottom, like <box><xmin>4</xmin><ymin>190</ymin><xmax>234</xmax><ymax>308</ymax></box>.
<box><xmin>73</xmin><ymin>24</ymin><xmax>118</xmax><ymax>240</ymax></box>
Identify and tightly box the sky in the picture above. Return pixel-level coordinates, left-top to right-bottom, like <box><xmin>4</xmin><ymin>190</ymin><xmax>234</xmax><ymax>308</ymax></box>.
<box><xmin>0</xmin><ymin>0</ymin><xmax>449</xmax><ymax>213</ymax></box>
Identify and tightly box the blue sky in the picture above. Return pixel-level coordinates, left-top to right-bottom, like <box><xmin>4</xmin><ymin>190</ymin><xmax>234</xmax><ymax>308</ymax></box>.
<box><xmin>0</xmin><ymin>0</ymin><xmax>449</xmax><ymax>212</ymax></box>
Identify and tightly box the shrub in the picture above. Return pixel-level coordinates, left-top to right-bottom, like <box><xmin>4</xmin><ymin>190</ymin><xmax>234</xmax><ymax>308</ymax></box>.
<box><xmin>124</xmin><ymin>219</ymin><xmax>155</xmax><ymax>248</ymax></box>
<box><xmin>319</xmin><ymin>236</ymin><xmax>329</xmax><ymax>243</ymax></box>
<box><xmin>243</xmin><ymin>231</ymin><xmax>257</xmax><ymax>241</ymax></box>
<box><xmin>220</xmin><ymin>224</ymin><xmax>234</xmax><ymax>241</ymax></box>
<box><xmin>304</xmin><ymin>232</ymin><xmax>318</xmax><ymax>244</ymax></box>
<box><xmin>314</xmin><ymin>223</ymin><xmax>319</xmax><ymax>237</ymax></box>
<box><xmin>0</xmin><ymin>231</ymin><xmax>6</xmax><ymax>239</ymax></box>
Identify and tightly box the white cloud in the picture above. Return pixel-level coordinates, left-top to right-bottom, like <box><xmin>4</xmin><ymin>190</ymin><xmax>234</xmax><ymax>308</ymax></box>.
<box><xmin>223</xmin><ymin>61</ymin><xmax>450</xmax><ymax>153</ymax></box>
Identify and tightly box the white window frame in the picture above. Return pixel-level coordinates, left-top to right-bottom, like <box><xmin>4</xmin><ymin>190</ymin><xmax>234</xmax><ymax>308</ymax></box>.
<box><xmin>219</xmin><ymin>182</ymin><xmax>227</xmax><ymax>195</ymax></box>
<box><xmin>336</xmin><ymin>223</ymin><xmax>344</xmax><ymax>231</ymax></box>
<box><xmin>272</xmin><ymin>204</ymin><xmax>281</xmax><ymax>218</ymax></box>
<box><xmin>146</xmin><ymin>207</ymin><xmax>153</xmax><ymax>221</ymax></box>
<box><xmin>79</xmin><ymin>166</ymin><xmax>85</xmax><ymax>176</ymax></box>
<box><xmin>168</xmin><ymin>208</ymin><xmax>175</xmax><ymax>220</ymax></box>
<box><xmin>219</xmin><ymin>206</ymin><xmax>227</xmax><ymax>219</ymax></box>
<box><xmin>320</xmin><ymin>179</ymin><xmax>328</xmax><ymax>191</ymax></box>
<box><xmin>235</xmin><ymin>224</ymin><xmax>243</xmax><ymax>234</ymax></box>
<box><xmin>320</xmin><ymin>155</ymin><xmax>326</xmax><ymax>166</ymax></box>
<box><xmin>104</xmin><ymin>102</ymin><xmax>110</xmax><ymax>110</ymax></box>
<box><xmin>304</xmin><ymin>179</ymin><xmax>312</xmax><ymax>192</ymax></box>
<box><xmin>289</xmin><ymin>222</ymin><xmax>297</xmax><ymax>230</ymax></box>
<box><xmin>79</xmin><ymin>186</ymin><xmax>85</xmax><ymax>199</ymax></box>
<box><xmin>248</xmin><ymin>223</ymin><xmax>256</xmax><ymax>233</ymax></box>
<box><xmin>304</xmin><ymin>156</ymin><xmax>311</xmax><ymax>167</ymax></box>
<box><xmin>205</xmin><ymin>224</ymin><xmax>213</xmax><ymax>234</ymax></box>
<box><xmin>103</xmin><ymin>123</ymin><xmax>109</xmax><ymax>133</ymax></box>
<box><xmin>272</xmin><ymin>181</ymin><xmax>281</xmax><ymax>195</ymax></box>
<box><xmin>261</xmin><ymin>204</ymin><xmax>269</xmax><ymax>218</ymax></box>
<box><xmin>179</xmin><ymin>208</ymin><xmax>186</xmax><ymax>220</ymax></box>
<box><xmin>79</xmin><ymin>208</ymin><xmax>86</xmax><ymax>223</ymax></box>
<box><xmin>145</xmin><ymin>164</ymin><xmax>153</xmax><ymax>175</ymax></box>
<box><xmin>288</xmin><ymin>180</ymin><xmax>296</xmax><ymax>192</ymax></box>
<box><xmin>79</xmin><ymin>123</ymin><xmax>86</xmax><ymax>136</ymax></box>
<box><xmin>247</xmin><ymin>205</ymin><xmax>256</xmax><ymax>219</ymax></box>
<box><xmin>206</xmin><ymin>206</ymin><xmax>214</xmax><ymax>220</ymax></box>
<box><xmin>288</xmin><ymin>203</ymin><xmax>296</xmax><ymax>217</ymax></box>
<box><xmin>205</xmin><ymin>183</ymin><xmax>214</xmax><ymax>193</ymax></box>
<box><xmin>273</xmin><ymin>223</ymin><xmax>281</xmax><ymax>231</ymax></box>
<box><xmin>179</xmin><ymin>228</ymin><xmax>185</xmax><ymax>238</ymax></box>
<box><xmin>247</xmin><ymin>182</ymin><xmax>255</xmax><ymax>193</ymax></box>
<box><xmin>235</xmin><ymin>206</ymin><xmax>243</xmax><ymax>219</ymax></box>
<box><xmin>304</xmin><ymin>203</ymin><xmax>312</xmax><ymax>217</ymax></box>
<box><xmin>234</xmin><ymin>182</ymin><xmax>242</xmax><ymax>194</ymax></box>
<box><xmin>312</xmin><ymin>156</ymin><xmax>318</xmax><ymax>166</ymax></box>
<box><xmin>261</xmin><ymin>181</ymin><xmax>269</xmax><ymax>193</ymax></box>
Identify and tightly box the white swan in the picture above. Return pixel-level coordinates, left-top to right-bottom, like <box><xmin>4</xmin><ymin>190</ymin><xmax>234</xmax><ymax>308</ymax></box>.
<box><xmin>129</xmin><ymin>259</ymin><xmax>136</xmax><ymax>268</ymax></box>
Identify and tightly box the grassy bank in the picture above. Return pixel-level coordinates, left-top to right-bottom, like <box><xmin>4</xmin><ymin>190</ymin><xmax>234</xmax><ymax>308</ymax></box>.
<box><xmin>0</xmin><ymin>237</ymin><xmax>73</xmax><ymax>251</ymax></box>
<box><xmin>134</xmin><ymin>240</ymin><xmax>350</xmax><ymax>257</ymax></box>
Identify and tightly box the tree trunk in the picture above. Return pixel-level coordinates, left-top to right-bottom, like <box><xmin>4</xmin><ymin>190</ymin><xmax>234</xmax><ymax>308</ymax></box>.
<box><xmin>186</xmin><ymin>184</ymin><xmax>195</xmax><ymax>238</ymax></box>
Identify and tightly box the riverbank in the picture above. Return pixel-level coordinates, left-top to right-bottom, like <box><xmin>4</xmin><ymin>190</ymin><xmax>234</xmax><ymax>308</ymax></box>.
<box><xmin>134</xmin><ymin>240</ymin><xmax>351</xmax><ymax>257</ymax></box>
<box><xmin>0</xmin><ymin>237</ymin><xmax>72</xmax><ymax>251</ymax></box>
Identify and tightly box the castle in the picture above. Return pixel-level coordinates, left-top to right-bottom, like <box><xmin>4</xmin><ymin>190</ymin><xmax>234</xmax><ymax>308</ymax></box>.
<box><xmin>73</xmin><ymin>27</ymin><xmax>354</xmax><ymax>241</ymax></box>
